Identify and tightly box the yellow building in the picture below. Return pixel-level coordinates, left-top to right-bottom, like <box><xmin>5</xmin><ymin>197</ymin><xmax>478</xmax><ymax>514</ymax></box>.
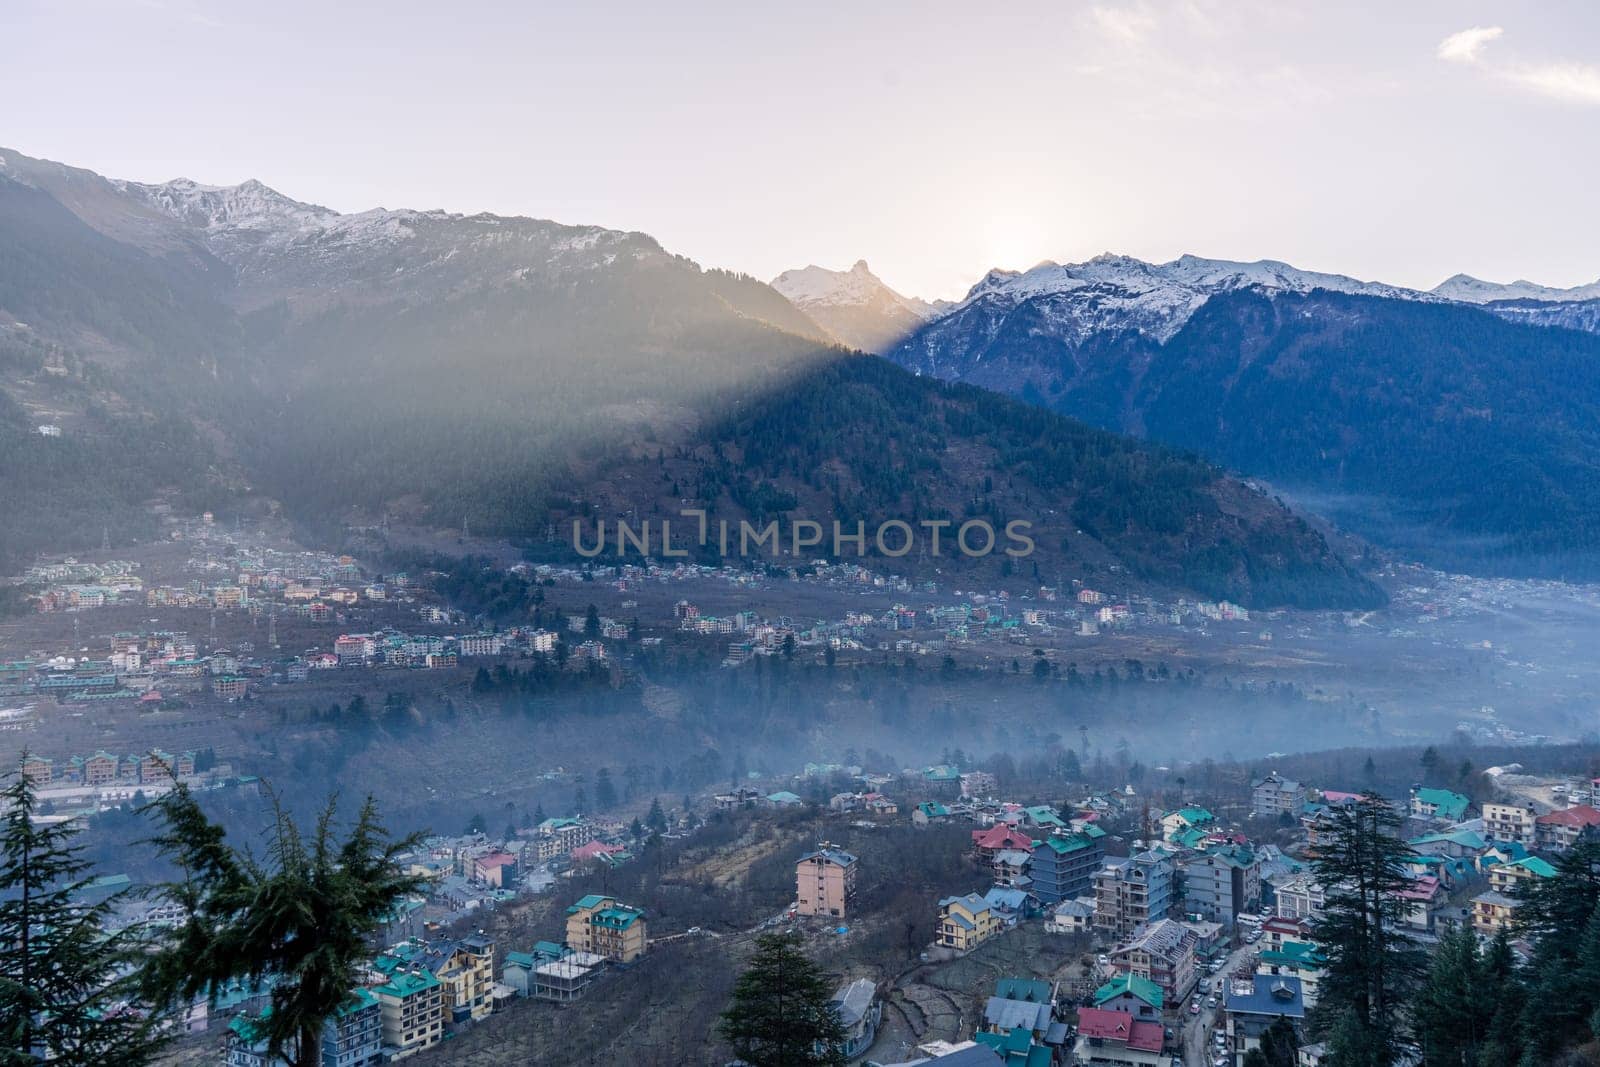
<box><xmin>1472</xmin><ymin>890</ymin><xmax>1520</xmax><ymax>935</ymax></box>
<box><xmin>936</xmin><ymin>892</ymin><xmax>1001</xmax><ymax>952</ymax></box>
<box><xmin>373</xmin><ymin>969</ymin><xmax>444</xmax><ymax>1059</ymax></box>
<box><xmin>1487</xmin><ymin>856</ymin><xmax>1557</xmax><ymax>895</ymax></box>
<box><xmin>422</xmin><ymin>935</ymin><xmax>496</xmax><ymax>1023</ymax></box>
<box><xmin>565</xmin><ymin>894</ymin><xmax>648</xmax><ymax>963</ymax></box>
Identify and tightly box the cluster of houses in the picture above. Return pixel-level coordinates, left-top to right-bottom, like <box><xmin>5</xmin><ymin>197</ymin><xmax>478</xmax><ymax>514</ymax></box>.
<box><xmin>224</xmin><ymin>887</ymin><xmax>650</xmax><ymax>1063</ymax></box>
<box><xmin>855</xmin><ymin>765</ymin><xmax>1600</xmax><ymax>1067</ymax></box>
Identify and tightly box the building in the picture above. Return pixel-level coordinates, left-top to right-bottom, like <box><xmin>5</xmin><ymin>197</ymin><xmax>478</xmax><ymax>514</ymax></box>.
<box><xmin>1252</xmin><ymin>773</ymin><xmax>1306</xmax><ymax>819</ymax></box>
<box><xmin>796</xmin><ymin>846</ymin><xmax>858</xmax><ymax>919</ymax></box>
<box><xmin>532</xmin><ymin>951</ymin><xmax>607</xmax><ymax>1001</ymax></box>
<box><xmin>419</xmin><ymin>935</ymin><xmax>495</xmax><ymax>1023</ymax></box>
<box><xmin>1182</xmin><ymin>845</ymin><xmax>1261</xmax><ymax>926</ymax></box>
<box><xmin>1272</xmin><ymin>876</ymin><xmax>1326</xmax><ymax>922</ymax></box>
<box><xmin>1091</xmin><ymin>974</ymin><xmax>1163</xmax><ymax>1022</ymax></box>
<box><xmin>20</xmin><ymin>755</ymin><xmax>52</xmax><ymax>786</ymax></box>
<box><xmin>1471</xmin><ymin>890</ymin><xmax>1521</xmax><ymax>935</ymax></box>
<box><xmin>1256</xmin><ymin>940</ymin><xmax>1326</xmax><ymax>1010</ymax></box>
<box><xmin>226</xmin><ymin>1012</ymin><xmax>295</xmax><ymax>1067</ymax></box>
<box><xmin>1073</xmin><ymin>1007</ymin><xmax>1167</xmax><ymax>1067</ymax></box>
<box><xmin>1159</xmin><ymin>806</ymin><xmax>1214</xmax><ymax>840</ymax></box>
<box><xmin>1045</xmin><ymin>896</ymin><xmax>1096</xmax><ymax>935</ymax></box>
<box><xmin>1110</xmin><ymin>918</ymin><xmax>1199</xmax><ymax>1006</ymax></box>
<box><xmin>472</xmin><ymin>852</ymin><xmax>518</xmax><ymax>889</ymax></box>
<box><xmin>1487</xmin><ymin>855</ymin><xmax>1557</xmax><ymax>895</ymax></box>
<box><xmin>372</xmin><ymin>969</ymin><xmax>444</xmax><ymax>1060</ymax></box>
<box><xmin>937</xmin><ymin>893</ymin><xmax>1002</xmax><ymax>952</ymax></box>
<box><xmin>830</xmin><ymin>979</ymin><xmax>881</xmax><ymax>1060</ymax></box>
<box><xmin>1223</xmin><ymin>975</ymin><xmax>1306</xmax><ymax>1067</ymax></box>
<box><xmin>1535</xmin><ymin>805</ymin><xmax>1600</xmax><ymax>853</ymax></box>
<box><xmin>1029</xmin><ymin>829</ymin><xmax>1106</xmax><ymax>904</ymax></box>
<box><xmin>1410</xmin><ymin>788</ymin><xmax>1470</xmax><ymax>823</ymax></box>
<box><xmin>321</xmin><ymin>988</ymin><xmax>382</xmax><ymax>1067</ymax></box>
<box><xmin>1483</xmin><ymin>801</ymin><xmax>1538</xmax><ymax>846</ymax></box>
<box><xmin>1094</xmin><ymin>850</ymin><xmax>1174</xmax><ymax>941</ymax></box>
<box><xmin>565</xmin><ymin>895</ymin><xmax>648</xmax><ymax>963</ymax></box>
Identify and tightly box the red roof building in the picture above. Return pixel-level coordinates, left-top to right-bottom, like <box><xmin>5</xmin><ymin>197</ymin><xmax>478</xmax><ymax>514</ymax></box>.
<box><xmin>972</xmin><ymin>824</ymin><xmax>1037</xmax><ymax>856</ymax></box>
<box><xmin>1075</xmin><ymin>1006</ymin><xmax>1164</xmax><ymax>1053</ymax></box>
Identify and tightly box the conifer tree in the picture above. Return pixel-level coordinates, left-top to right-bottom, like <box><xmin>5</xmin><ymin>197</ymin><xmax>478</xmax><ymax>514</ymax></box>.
<box><xmin>1309</xmin><ymin>793</ymin><xmax>1423</xmax><ymax>1067</ymax></box>
<box><xmin>137</xmin><ymin>784</ymin><xmax>424</xmax><ymax>1067</ymax></box>
<box><xmin>0</xmin><ymin>759</ymin><xmax>168</xmax><ymax>1066</ymax></box>
<box><xmin>718</xmin><ymin>932</ymin><xmax>846</xmax><ymax>1067</ymax></box>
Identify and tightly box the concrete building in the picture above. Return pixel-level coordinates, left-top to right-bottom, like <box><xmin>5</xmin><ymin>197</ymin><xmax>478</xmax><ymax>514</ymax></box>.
<box><xmin>1029</xmin><ymin>828</ymin><xmax>1106</xmax><ymax>905</ymax></box>
<box><xmin>1483</xmin><ymin>801</ymin><xmax>1538</xmax><ymax>846</ymax></box>
<box><xmin>565</xmin><ymin>894</ymin><xmax>648</xmax><ymax>963</ymax></box>
<box><xmin>1182</xmin><ymin>845</ymin><xmax>1261</xmax><ymax>926</ymax></box>
<box><xmin>373</xmin><ymin>969</ymin><xmax>444</xmax><ymax>1060</ymax></box>
<box><xmin>1251</xmin><ymin>773</ymin><xmax>1306</xmax><ymax>819</ymax></box>
<box><xmin>796</xmin><ymin>846</ymin><xmax>858</xmax><ymax>919</ymax></box>
<box><xmin>1094</xmin><ymin>850</ymin><xmax>1174</xmax><ymax>941</ymax></box>
<box><xmin>321</xmin><ymin>987</ymin><xmax>382</xmax><ymax>1067</ymax></box>
<box><xmin>1110</xmin><ymin>918</ymin><xmax>1199</xmax><ymax>1006</ymax></box>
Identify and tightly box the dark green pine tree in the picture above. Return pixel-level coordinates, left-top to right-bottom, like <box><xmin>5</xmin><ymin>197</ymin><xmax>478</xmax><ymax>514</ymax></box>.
<box><xmin>646</xmin><ymin>797</ymin><xmax>668</xmax><ymax>835</ymax></box>
<box><xmin>1309</xmin><ymin>793</ymin><xmax>1425</xmax><ymax>1067</ymax></box>
<box><xmin>1242</xmin><ymin>1017</ymin><xmax>1299</xmax><ymax>1067</ymax></box>
<box><xmin>1414</xmin><ymin>923</ymin><xmax>1488</xmax><ymax>1066</ymax></box>
<box><xmin>718</xmin><ymin>932</ymin><xmax>846</xmax><ymax>1067</ymax></box>
<box><xmin>1506</xmin><ymin>839</ymin><xmax>1600</xmax><ymax>1064</ymax></box>
<box><xmin>1474</xmin><ymin>928</ymin><xmax>1525</xmax><ymax>1067</ymax></box>
<box><xmin>0</xmin><ymin>759</ymin><xmax>169</xmax><ymax>1066</ymax></box>
<box><xmin>137</xmin><ymin>784</ymin><xmax>425</xmax><ymax>1067</ymax></box>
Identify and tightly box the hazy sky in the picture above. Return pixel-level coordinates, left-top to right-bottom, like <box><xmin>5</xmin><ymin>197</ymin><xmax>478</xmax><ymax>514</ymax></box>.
<box><xmin>6</xmin><ymin>0</ymin><xmax>1599</xmax><ymax>299</ymax></box>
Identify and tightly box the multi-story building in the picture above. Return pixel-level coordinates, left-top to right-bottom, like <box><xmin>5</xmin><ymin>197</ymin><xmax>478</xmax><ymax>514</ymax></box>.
<box><xmin>321</xmin><ymin>987</ymin><xmax>383</xmax><ymax>1067</ymax></box>
<box><xmin>418</xmin><ymin>935</ymin><xmax>496</xmax><ymax>1023</ymax></box>
<box><xmin>1272</xmin><ymin>876</ymin><xmax>1326</xmax><ymax>922</ymax></box>
<box><xmin>1471</xmin><ymin>890</ymin><xmax>1521</xmax><ymax>935</ymax></box>
<box><xmin>80</xmin><ymin>751</ymin><xmax>118</xmax><ymax>786</ymax></box>
<box><xmin>1534</xmin><ymin>805</ymin><xmax>1600</xmax><ymax>853</ymax></box>
<box><xmin>226</xmin><ymin>1012</ymin><xmax>296</xmax><ymax>1067</ymax></box>
<box><xmin>1251</xmin><ymin>773</ymin><xmax>1306</xmax><ymax>819</ymax></box>
<box><xmin>1182</xmin><ymin>845</ymin><xmax>1262</xmax><ymax>926</ymax></box>
<box><xmin>1487</xmin><ymin>855</ymin><xmax>1557</xmax><ymax>895</ymax></box>
<box><xmin>1110</xmin><ymin>918</ymin><xmax>1199</xmax><ymax>1006</ymax></box>
<box><xmin>373</xmin><ymin>969</ymin><xmax>444</xmax><ymax>1059</ymax></box>
<box><xmin>1094</xmin><ymin>850</ymin><xmax>1174</xmax><ymax>941</ymax></box>
<box><xmin>1223</xmin><ymin>975</ymin><xmax>1306</xmax><ymax>1067</ymax></box>
<box><xmin>1029</xmin><ymin>828</ymin><xmax>1107</xmax><ymax>904</ymax></box>
<box><xmin>20</xmin><ymin>755</ymin><xmax>52</xmax><ymax>786</ymax></box>
<box><xmin>565</xmin><ymin>895</ymin><xmax>648</xmax><ymax>963</ymax></box>
<box><xmin>796</xmin><ymin>846</ymin><xmax>858</xmax><ymax>918</ymax></box>
<box><xmin>1410</xmin><ymin>788</ymin><xmax>1470</xmax><ymax>823</ymax></box>
<box><xmin>1483</xmin><ymin>801</ymin><xmax>1538</xmax><ymax>846</ymax></box>
<box><xmin>936</xmin><ymin>892</ymin><xmax>1002</xmax><ymax>952</ymax></box>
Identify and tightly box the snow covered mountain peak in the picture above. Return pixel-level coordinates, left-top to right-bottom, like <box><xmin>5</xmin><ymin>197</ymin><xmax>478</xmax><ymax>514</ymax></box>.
<box><xmin>1430</xmin><ymin>272</ymin><xmax>1600</xmax><ymax>304</ymax></box>
<box><xmin>116</xmin><ymin>175</ymin><xmax>340</xmax><ymax>237</ymax></box>
<box><xmin>770</xmin><ymin>260</ymin><xmax>945</xmax><ymax>353</ymax></box>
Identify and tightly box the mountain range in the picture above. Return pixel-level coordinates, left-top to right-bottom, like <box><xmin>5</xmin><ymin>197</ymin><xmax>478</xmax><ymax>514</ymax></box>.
<box><xmin>753</xmin><ymin>253</ymin><xmax>1600</xmax><ymax>578</ymax></box>
<box><xmin>0</xmin><ymin>147</ymin><xmax>1382</xmax><ymax>608</ymax></box>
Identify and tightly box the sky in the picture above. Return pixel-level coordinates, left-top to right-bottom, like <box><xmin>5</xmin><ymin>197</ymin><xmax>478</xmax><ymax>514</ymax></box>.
<box><xmin>5</xmin><ymin>0</ymin><xmax>1599</xmax><ymax>301</ymax></box>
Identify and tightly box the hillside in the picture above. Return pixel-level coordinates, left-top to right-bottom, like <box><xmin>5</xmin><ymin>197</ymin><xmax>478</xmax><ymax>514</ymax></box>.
<box><xmin>893</xmin><ymin>284</ymin><xmax>1600</xmax><ymax>577</ymax></box>
<box><xmin>0</xmin><ymin>148</ymin><xmax>1381</xmax><ymax>607</ymax></box>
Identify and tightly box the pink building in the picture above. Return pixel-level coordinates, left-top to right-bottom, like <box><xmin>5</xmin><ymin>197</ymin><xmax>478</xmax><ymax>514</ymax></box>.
<box><xmin>796</xmin><ymin>846</ymin><xmax>858</xmax><ymax>919</ymax></box>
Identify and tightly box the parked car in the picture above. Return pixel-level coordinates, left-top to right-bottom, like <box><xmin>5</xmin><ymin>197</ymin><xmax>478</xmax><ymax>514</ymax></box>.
<box><xmin>1190</xmin><ymin>1002</ymin><xmax>1201</xmax><ymax>1015</ymax></box>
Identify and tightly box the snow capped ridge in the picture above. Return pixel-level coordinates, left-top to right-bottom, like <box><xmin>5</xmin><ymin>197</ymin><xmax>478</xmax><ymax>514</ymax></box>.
<box><xmin>116</xmin><ymin>176</ymin><xmax>339</xmax><ymax>236</ymax></box>
<box><xmin>770</xmin><ymin>260</ymin><xmax>940</xmax><ymax>318</ymax></box>
<box><xmin>1430</xmin><ymin>272</ymin><xmax>1600</xmax><ymax>304</ymax></box>
<box><xmin>927</xmin><ymin>251</ymin><xmax>1436</xmax><ymax>344</ymax></box>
